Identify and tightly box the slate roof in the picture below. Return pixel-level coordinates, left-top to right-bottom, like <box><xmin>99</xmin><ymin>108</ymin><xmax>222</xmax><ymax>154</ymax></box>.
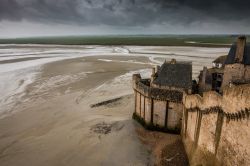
<box><xmin>225</xmin><ymin>43</ymin><xmax>250</xmax><ymax>65</ymax></box>
<box><xmin>213</xmin><ymin>55</ymin><xmax>227</xmax><ymax>64</ymax></box>
<box><xmin>153</xmin><ymin>61</ymin><xmax>192</xmax><ymax>90</ymax></box>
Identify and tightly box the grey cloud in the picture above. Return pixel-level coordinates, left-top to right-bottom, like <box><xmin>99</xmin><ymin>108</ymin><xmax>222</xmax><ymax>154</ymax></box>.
<box><xmin>0</xmin><ymin>0</ymin><xmax>250</xmax><ymax>29</ymax></box>
<box><xmin>0</xmin><ymin>0</ymin><xmax>22</xmax><ymax>21</ymax></box>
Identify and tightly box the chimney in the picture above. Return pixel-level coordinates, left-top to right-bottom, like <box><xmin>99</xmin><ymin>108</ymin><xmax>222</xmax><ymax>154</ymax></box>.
<box><xmin>152</xmin><ymin>67</ymin><xmax>155</xmax><ymax>75</ymax></box>
<box><xmin>151</xmin><ymin>67</ymin><xmax>156</xmax><ymax>83</ymax></box>
<box><xmin>235</xmin><ymin>36</ymin><xmax>246</xmax><ymax>63</ymax></box>
<box><xmin>170</xmin><ymin>58</ymin><xmax>177</xmax><ymax>64</ymax></box>
<box><xmin>202</xmin><ymin>66</ymin><xmax>207</xmax><ymax>83</ymax></box>
<box><xmin>200</xmin><ymin>66</ymin><xmax>207</xmax><ymax>92</ymax></box>
<box><xmin>155</xmin><ymin>65</ymin><xmax>160</xmax><ymax>73</ymax></box>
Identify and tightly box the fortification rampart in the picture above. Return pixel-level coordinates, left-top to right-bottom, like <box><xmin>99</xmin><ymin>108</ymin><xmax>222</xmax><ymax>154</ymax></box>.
<box><xmin>132</xmin><ymin>75</ymin><xmax>183</xmax><ymax>132</ymax></box>
<box><xmin>182</xmin><ymin>84</ymin><xmax>250</xmax><ymax>166</ymax></box>
<box><xmin>133</xmin><ymin>79</ymin><xmax>183</xmax><ymax>102</ymax></box>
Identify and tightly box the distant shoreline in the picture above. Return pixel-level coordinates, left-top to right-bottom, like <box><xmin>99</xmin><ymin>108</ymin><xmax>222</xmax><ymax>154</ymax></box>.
<box><xmin>0</xmin><ymin>35</ymin><xmax>243</xmax><ymax>47</ymax></box>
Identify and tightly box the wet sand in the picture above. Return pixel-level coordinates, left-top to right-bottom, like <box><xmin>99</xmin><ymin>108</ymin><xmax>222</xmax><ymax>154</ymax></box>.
<box><xmin>1</xmin><ymin>43</ymin><xmax>230</xmax><ymax>165</ymax></box>
<box><xmin>0</xmin><ymin>44</ymin><xmax>230</xmax><ymax>166</ymax></box>
<box><xmin>0</xmin><ymin>54</ymin><xmax>190</xmax><ymax>166</ymax></box>
<box><xmin>0</xmin><ymin>55</ymin><xmax>156</xmax><ymax>166</ymax></box>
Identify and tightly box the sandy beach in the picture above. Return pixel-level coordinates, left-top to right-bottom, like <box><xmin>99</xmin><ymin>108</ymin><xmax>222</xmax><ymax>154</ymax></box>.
<box><xmin>0</xmin><ymin>45</ymin><xmax>229</xmax><ymax>166</ymax></box>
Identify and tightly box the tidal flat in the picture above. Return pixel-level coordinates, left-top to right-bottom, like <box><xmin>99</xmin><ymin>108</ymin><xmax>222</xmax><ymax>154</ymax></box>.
<box><xmin>0</xmin><ymin>45</ymin><xmax>228</xmax><ymax>166</ymax></box>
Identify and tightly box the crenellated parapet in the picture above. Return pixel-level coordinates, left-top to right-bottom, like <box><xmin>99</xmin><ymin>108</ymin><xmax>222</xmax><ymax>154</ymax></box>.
<box><xmin>133</xmin><ymin>77</ymin><xmax>183</xmax><ymax>103</ymax></box>
<box><xmin>132</xmin><ymin>59</ymin><xmax>192</xmax><ymax>133</ymax></box>
<box><xmin>182</xmin><ymin>84</ymin><xmax>250</xmax><ymax>166</ymax></box>
<box><xmin>132</xmin><ymin>37</ymin><xmax>250</xmax><ymax>166</ymax></box>
<box><xmin>183</xmin><ymin>84</ymin><xmax>250</xmax><ymax>115</ymax></box>
<box><xmin>132</xmin><ymin>73</ymin><xmax>185</xmax><ymax>133</ymax></box>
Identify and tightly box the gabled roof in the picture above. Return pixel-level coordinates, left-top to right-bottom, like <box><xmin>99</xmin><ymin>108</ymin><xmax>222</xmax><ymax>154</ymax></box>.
<box><xmin>153</xmin><ymin>61</ymin><xmax>192</xmax><ymax>90</ymax></box>
<box><xmin>225</xmin><ymin>43</ymin><xmax>250</xmax><ymax>65</ymax></box>
<box><xmin>213</xmin><ymin>55</ymin><xmax>227</xmax><ymax>64</ymax></box>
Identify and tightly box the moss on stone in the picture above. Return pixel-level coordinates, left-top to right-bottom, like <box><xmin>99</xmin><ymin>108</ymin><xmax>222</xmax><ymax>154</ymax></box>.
<box><xmin>132</xmin><ymin>112</ymin><xmax>180</xmax><ymax>134</ymax></box>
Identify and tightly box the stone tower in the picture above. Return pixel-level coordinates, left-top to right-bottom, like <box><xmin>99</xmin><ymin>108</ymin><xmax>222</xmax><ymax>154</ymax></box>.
<box><xmin>221</xmin><ymin>36</ymin><xmax>250</xmax><ymax>90</ymax></box>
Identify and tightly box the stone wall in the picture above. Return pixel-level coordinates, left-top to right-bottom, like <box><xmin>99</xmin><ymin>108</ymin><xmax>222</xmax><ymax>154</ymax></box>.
<box><xmin>222</xmin><ymin>64</ymin><xmax>250</xmax><ymax>89</ymax></box>
<box><xmin>133</xmin><ymin>78</ymin><xmax>183</xmax><ymax>103</ymax></box>
<box><xmin>144</xmin><ymin>97</ymin><xmax>152</xmax><ymax>123</ymax></box>
<box><xmin>182</xmin><ymin>84</ymin><xmax>250</xmax><ymax>166</ymax></box>
<box><xmin>132</xmin><ymin>75</ymin><xmax>183</xmax><ymax>133</ymax></box>
<box><xmin>153</xmin><ymin>100</ymin><xmax>167</xmax><ymax>127</ymax></box>
<box><xmin>168</xmin><ymin>102</ymin><xmax>182</xmax><ymax>130</ymax></box>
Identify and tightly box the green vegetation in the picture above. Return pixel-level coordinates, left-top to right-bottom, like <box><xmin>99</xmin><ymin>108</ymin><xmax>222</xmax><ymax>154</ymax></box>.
<box><xmin>0</xmin><ymin>35</ymin><xmax>247</xmax><ymax>47</ymax></box>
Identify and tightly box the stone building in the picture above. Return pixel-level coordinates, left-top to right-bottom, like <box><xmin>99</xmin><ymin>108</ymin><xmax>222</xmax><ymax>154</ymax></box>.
<box><xmin>132</xmin><ymin>36</ymin><xmax>250</xmax><ymax>165</ymax></box>
<box><xmin>182</xmin><ymin>36</ymin><xmax>250</xmax><ymax>165</ymax></box>
<box><xmin>132</xmin><ymin>59</ymin><xmax>192</xmax><ymax>133</ymax></box>
<box><xmin>222</xmin><ymin>36</ymin><xmax>250</xmax><ymax>88</ymax></box>
<box><xmin>199</xmin><ymin>36</ymin><xmax>250</xmax><ymax>93</ymax></box>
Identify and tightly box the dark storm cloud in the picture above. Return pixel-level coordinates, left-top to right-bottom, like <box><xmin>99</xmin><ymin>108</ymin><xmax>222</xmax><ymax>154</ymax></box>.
<box><xmin>0</xmin><ymin>0</ymin><xmax>250</xmax><ymax>26</ymax></box>
<box><xmin>0</xmin><ymin>0</ymin><xmax>22</xmax><ymax>21</ymax></box>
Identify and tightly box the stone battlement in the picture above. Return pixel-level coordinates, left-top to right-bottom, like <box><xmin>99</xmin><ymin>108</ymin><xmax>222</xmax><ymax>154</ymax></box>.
<box><xmin>133</xmin><ymin>78</ymin><xmax>183</xmax><ymax>103</ymax></box>
<box><xmin>184</xmin><ymin>84</ymin><xmax>250</xmax><ymax>113</ymax></box>
<box><xmin>132</xmin><ymin>36</ymin><xmax>250</xmax><ymax>166</ymax></box>
<box><xmin>132</xmin><ymin>73</ymin><xmax>185</xmax><ymax>133</ymax></box>
<box><xmin>182</xmin><ymin>84</ymin><xmax>250</xmax><ymax>165</ymax></box>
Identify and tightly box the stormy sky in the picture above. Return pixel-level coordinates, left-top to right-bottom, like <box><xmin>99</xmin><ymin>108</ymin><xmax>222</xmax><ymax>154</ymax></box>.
<box><xmin>0</xmin><ymin>0</ymin><xmax>250</xmax><ymax>38</ymax></box>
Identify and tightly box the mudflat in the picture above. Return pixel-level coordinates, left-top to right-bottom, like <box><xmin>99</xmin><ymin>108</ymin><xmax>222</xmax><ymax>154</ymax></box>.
<box><xmin>0</xmin><ymin>45</ymin><xmax>228</xmax><ymax>166</ymax></box>
<box><xmin>0</xmin><ymin>55</ymin><xmax>155</xmax><ymax>166</ymax></box>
